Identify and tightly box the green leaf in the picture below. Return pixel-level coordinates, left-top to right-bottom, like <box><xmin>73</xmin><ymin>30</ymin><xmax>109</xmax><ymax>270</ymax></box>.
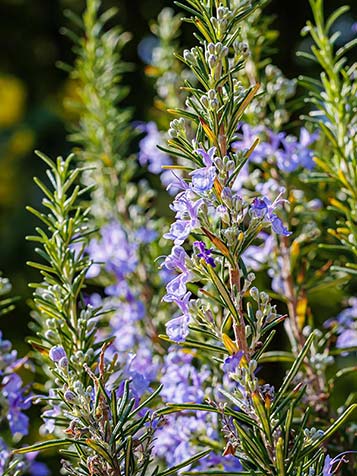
<box><xmin>157</xmin><ymin>450</ymin><xmax>211</xmax><ymax>476</ymax></box>
<box><xmin>206</xmin><ymin>265</ymin><xmax>238</xmax><ymax>320</ymax></box>
<box><xmin>273</xmin><ymin>333</ymin><xmax>315</xmax><ymax>408</ymax></box>
<box><xmin>258</xmin><ymin>351</ymin><xmax>296</xmax><ymax>363</ymax></box>
<box><xmin>13</xmin><ymin>438</ymin><xmax>74</xmax><ymax>454</ymax></box>
<box><xmin>159</xmin><ymin>334</ymin><xmax>227</xmax><ymax>355</ymax></box>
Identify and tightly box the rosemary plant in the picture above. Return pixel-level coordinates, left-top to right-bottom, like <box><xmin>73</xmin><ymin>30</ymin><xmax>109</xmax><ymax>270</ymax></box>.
<box><xmin>157</xmin><ymin>0</ymin><xmax>356</xmax><ymax>474</ymax></box>
<box><xmin>300</xmin><ymin>0</ymin><xmax>357</xmax><ymax>276</ymax></box>
<box><xmin>148</xmin><ymin>7</ymin><xmax>187</xmax><ymax>112</ymax></box>
<box><xmin>62</xmin><ymin>0</ymin><xmax>133</xmax><ymax>223</ymax></box>
<box><xmin>16</xmin><ymin>153</ymin><xmax>153</xmax><ymax>475</ymax></box>
<box><xmin>64</xmin><ymin>0</ymin><xmax>172</xmax><ymax>359</ymax></box>
<box><xmin>15</xmin><ymin>151</ymin><xmax>209</xmax><ymax>476</ymax></box>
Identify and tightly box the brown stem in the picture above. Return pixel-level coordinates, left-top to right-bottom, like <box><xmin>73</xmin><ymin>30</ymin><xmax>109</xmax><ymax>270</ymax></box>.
<box><xmin>280</xmin><ymin>235</ymin><xmax>303</xmax><ymax>352</ymax></box>
<box><xmin>229</xmin><ymin>265</ymin><xmax>249</xmax><ymax>357</ymax></box>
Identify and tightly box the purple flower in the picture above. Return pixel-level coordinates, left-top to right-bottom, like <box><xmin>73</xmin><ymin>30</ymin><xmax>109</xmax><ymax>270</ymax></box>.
<box><xmin>194</xmin><ymin>241</ymin><xmax>216</xmax><ymax>267</ymax></box>
<box><xmin>250</xmin><ymin>193</ymin><xmax>291</xmax><ymax>237</ymax></box>
<box><xmin>0</xmin><ymin>331</ymin><xmax>18</xmax><ymax>372</ymax></box>
<box><xmin>164</xmin><ymin>220</ymin><xmax>192</xmax><ymax>245</ymax></box>
<box><xmin>171</xmin><ymin>190</ymin><xmax>204</xmax><ymax>222</ymax></box>
<box><xmin>155</xmin><ymin>349</ymin><xmax>242</xmax><ymax>471</ymax></box>
<box><xmin>323</xmin><ymin>451</ymin><xmax>357</xmax><ymax>475</ymax></box>
<box><xmin>255</xmin><ymin>178</ymin><xmax>281</xmax><ymax>198</ymax></box>
<box><xmin>166</xmin><ymin>172</ymin><xmax>189</xmax><ymax>195</ymax></box>
<box><xmin>232</xmin><ymin>123</ymin><xmax>318</xmax><ymax>174</ymax></box>
<box><xmin>2</xmin><ymin>374</ymin><xmax>30</xmax><ymax>436</ymax></box>
<box><xmin>197</xmin><ymin>452</ymin><xmax>242</xmax><ymax>471</ymax></box>
<box><xmin>163</xmin><ymin>252</ymin><xmax>193</xmax><ymax>333</ymax></box>
<box><xmin>250</xmin><ymin>197</ymin><xmax>269</xmax><ymax>218</ymax></box>
<box><xmin>326</xmin><ymin>299</ymin><xmax>357</xmax><ymax>352</ymax></box>
<box><xmin>190</xmin><ymin>166</ymin><xmax>216</xmax><ymax>192</ymax></box>
<box><xmin>164</xmin><ymin>245</ymin><xmax>189</xmax><ymax>273</ymax></box>
<box><xmin>164</xmin><ymin>293</ymin><xmax>193</xmax><ymax>343</ymax></box>
<box><xmin>166</xmin><ymin>315</ymin><xmax>190</xmax><ymax>343</ymax></box>
<box><xmin>242</xmin><ymin>233</ymin><xmax>275</xmax><ymax>271</ymax></box>
<box><xmin>25</xmin><ymin>452</ymin><xmax>50</xmax><ymax>476</ymax></box>
<box><xmin>174</xmin><ymin>291</ymin><xmax>192</xmax><ymax>314</ymax></box>
<box><xmin>164</xmin><ymin>191</ymin><xmax>203</xmax><ymax>244</ymax></box>
<box><xmin>222</xmin><ymin>352</ymin><xmax>243</xmax><ymax>375</ymax></box>
<box><xmin>270</xmin><ymin>214</ymin><xmax>291</xmax><ymax>236</ymax></box>
<box><xmin>165</xmin><ymin>273</ymin><xmax>191</xmax><ymax>300</ymax></box>
<box><xmin>190</xmin><ymin>147</ymin><xmax>217</xmax><ymax>192</ymax></box>
<box><xmin>160</xmin><ymin>348</ymin><xmax>210</xmax><ymax>403</ymax></box>
<box><xmin>42</xmin><ymin>389</ymin><xmax>62</xmax><ymax>434</ymax></box>
<box><xmin>278</xmin><ymin>128</ymin><xmax>318</xmax><ymax>172</ymax></box>
<box><xmin>336</xmin><ymin>329</ymin><xmax>357</xmax><ymax>349</ymax></box>
<box><xmin>137</xmin><ymin>121</ymin><xmax>172</xmax><ymax>174</ymax></box>
<box><xmin>0</xmin><ymin>438</ymin><xmax>25</xmax><ymax>474</ymax></box>
<box><xmin>29</xmin><ymin>461</ymin><xmax>50</xmax><ymax>476</ymax></box>
<box><xmin>232</xmin><ymin>124</ymin><xmax>270</xmax><ymax>164</ymax></box>
<box><xmin>268</xmin><ymin>256</ymin><xmax>285</xmax><ymax>294</ymax></box>
<box><xmin>118</xmin><ymin>352</ymin><xmax>157</xmax><ymax>399</ymax></box>
<box><xmin>195</xmin><ymin>146</ymin><xmax>217</xmax><ymax>167</ymax></box>
<box><xmin>135</xmin><ymin>226</ymin><xmax>158</xmax><ymax>244</ymax></box>
<box><xmin>49</xmin><ymin>345</ymin><xmax>67</xmax><ymax>363</ymax></box>
<box><xmin>87</xmin><ymin>222</ymin><xmax>138</xmax><ymax>279</ymax></box>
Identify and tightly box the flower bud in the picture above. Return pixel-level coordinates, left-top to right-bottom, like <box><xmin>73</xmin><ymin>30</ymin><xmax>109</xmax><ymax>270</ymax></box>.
<box><xmin>58</xmin><ymin>356</ymin><xmax>69</xmax><ymax>370</ymax></box>
<box><xmin>45</xmin><ymin>330</ymin><xmax>57</xmax><ymax>340</ymax></box>
<box><xmin>64</xmin><ymin>390</ymin><xmax>76</xmax><ymax>402</ymax></box>
<box><xmin>208</xmin><ymin>54</ymin><xmax>217</xmax><ymax>69</ymax></box>
<box><xmin>260</xmin><ymin>291</ymin><xmax>269</xmax><ymax>304</ymax></box>
<box><xmin>200</xmin><ymin>95</ymin><xmax>209</xmax><ymax>107</ymax></box>
<box><xmin>221</xmin><ymin>187</ymin><xmax>233</xmax><ymax>208</ymax></box>
<box><xmin>207</xmin><ymin>43</ymin><xmax>215</xmax><ymax>54</ymax></box>
<box><xmin>49</xmin><ymin>345</ymin><xmax>67</xmax><ymax>363</ymax></box>
<box><xmin>208</xmin><ymin>89</ymin><xmax>216</xmax><ymax>100</ymax></box>
<box><xmin>168</xmin><ymin>128</ymin><xmax>178</xmax><ymax>138</ymax></box>
<box><xmin>249</xmin><ymin>286</ymin><xmax>259</xmax><ymax>302</ymax></box>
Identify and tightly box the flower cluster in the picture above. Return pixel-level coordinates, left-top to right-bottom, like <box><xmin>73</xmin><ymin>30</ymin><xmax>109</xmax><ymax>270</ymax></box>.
<box><xmin>0</xmin><ymin>273</ymin><xmax>51</xmax><ymax>475</ymax></box>
<box><xmin>325</xmin><ymin>298</ymin><xmax>357</xmax><ymax>351</ymax></box>
<box><xmin>0</xmin><ymin>331</ymin><xmax>30</xmax><ymax>438</ymax></box>
<box><xmin>154</xmin><ymin>348</ymin><xmax>242</xmax><ymax>471</ymax></box>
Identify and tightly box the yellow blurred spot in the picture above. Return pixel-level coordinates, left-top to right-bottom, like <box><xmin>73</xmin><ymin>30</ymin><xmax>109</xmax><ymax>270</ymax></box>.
<box><xmin>8</xmin><ymin>128</ymin><xmax>35</xmax><ymax>156</ymax></box>
<box><xmin>296</xmin><ymin>294</ymin><xmax>307</xmax><ymax>330</ymax></box>
<box><xmin>145</xmin><ymin>65</ymin><xmax>160</xmax><ymax>77</ymax></box>
<box><xmin>336</xmin><ymin>227</ymin><xmax>349</xmax><ymax>235</ymax></box>
<box><xmin>61</xmin><ymin>78</ymin><xmax>82</xmax><ymax>121</ymax></box>
<box><xmin>0</xmin><ymin>75</ymin><xmax>26</xmax><ymax>127</ymax></box>
<box><xmin>101</xmin><ymin>153</ymin><xmax>113</xmax><ymax>166</ymax></box>
<box><xmin>264</xmin><ymin>394</ymin><xmax>271</xmax><ymax>410</ymax></box>
<box><xmin>290</xmin><ymin>240</ymin><xmax>300</xmax><ymax>259</ymax></box>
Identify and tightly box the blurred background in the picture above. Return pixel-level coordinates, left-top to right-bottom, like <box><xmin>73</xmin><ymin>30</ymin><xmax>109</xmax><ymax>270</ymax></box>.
<box><xmin>0</xmin><ymin>0</ymin><xmax>356</xmax><ymax>355</ymax></box>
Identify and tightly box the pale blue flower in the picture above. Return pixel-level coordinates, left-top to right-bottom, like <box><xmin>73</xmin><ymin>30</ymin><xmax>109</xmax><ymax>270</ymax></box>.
<box><xmin>190</xmin><ymin>147</ymin><xmax>217</xmax><ymax>192</ymax></box>
<box><xmin>166</xmin><ymin>315</ymin><xmax>190</xmax><ymax>343</ymax></box>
